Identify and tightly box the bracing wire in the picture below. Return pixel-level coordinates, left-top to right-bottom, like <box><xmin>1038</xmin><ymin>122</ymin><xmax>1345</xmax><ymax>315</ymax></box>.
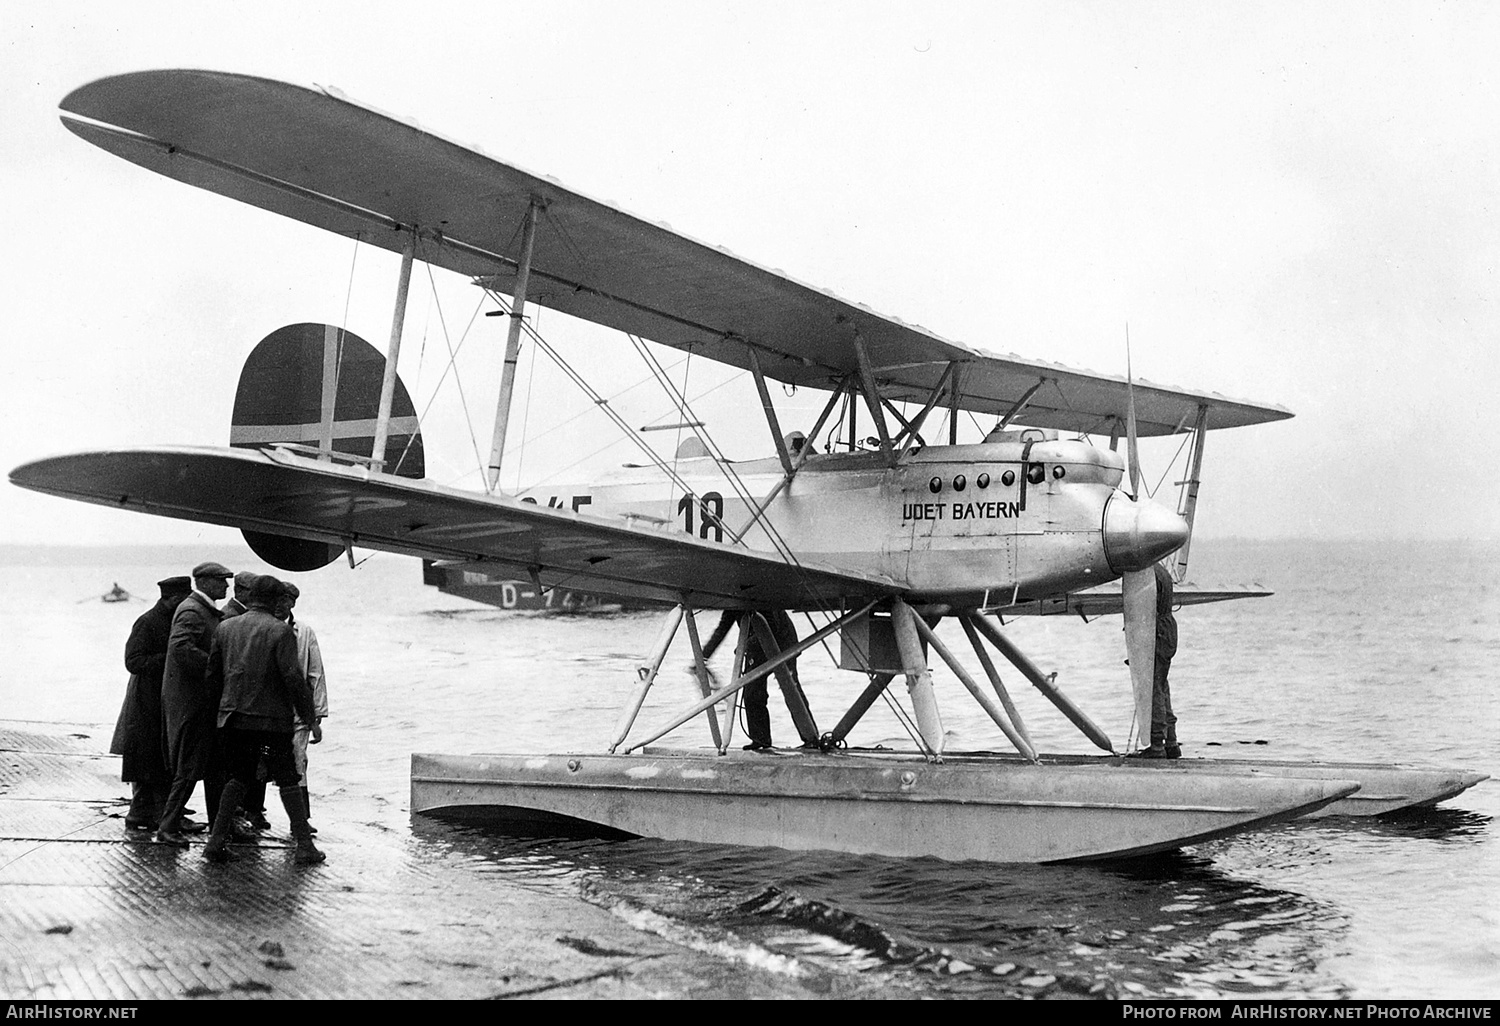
<box><xmin>486</xmin><ymin>289</ymin><xmax>869</xmax><ymax>645</ymax></box>
<box><xmin>520</xmin><ymin>372</ymin><xmax>743</xmax><ymax>491</ymax></box>
<box><xmin>385</xmin><ymin>244</ymin><xmax>489</xmax><ymax>483</ymax></box>
<box><xmin>333</xmin><ymin>231</ymin><xmax>363</xmax><ymax>407</ymax></box>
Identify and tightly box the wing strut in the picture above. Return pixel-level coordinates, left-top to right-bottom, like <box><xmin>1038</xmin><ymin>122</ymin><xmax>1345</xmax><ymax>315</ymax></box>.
<box><xmin>747</xmin><ymin>346</ymin><xmax>795</xmax><ymax>477</ymax></box>
<box><xmin>1172</xmin><ymin>404</ymin><xmax>1209</xmax><ymax>583</ymax></box>
<box><xmin>851</xmin><ymin>333</ymin><xmax>897</xmax><ymax>466</ymax></box>
<box><xmin>486</xmin><ymin>198</ymin><xmax>543</xmax><ymax>491</ymax></box>
<box><xmin>948</xmin><ymin>363</ymin><xmax>963</xmax><ymax>445</ymax></box>
<box><xmin>890</xmin><ymin>361</ymin><xmax>956</xmax><ymax>448</ymax></box>
<box><xmin>729</xmin><ymin>379</ymin><xmax>847</xmax><ymax>544</ymax></box>
<box><xmin>997</xmin><ymin>377</ymin><xmax>1048</xmax><ymax>432</ymax></box>
<box><xmin>371</xmin><ymin>230</ymin><xmax>416</xmax><ymax>469</ymax></box>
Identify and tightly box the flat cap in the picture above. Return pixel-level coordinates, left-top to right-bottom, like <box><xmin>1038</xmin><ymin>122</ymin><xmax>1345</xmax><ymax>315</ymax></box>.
<box><xmin>191</xmin><ymin>561</ymin><xmax>234</xmax><ymax>579</ymax></box>
<box><xmin>156</xmin><ymin>575</ymin><xmax>192</xmax><ymax>593</ymax></box>
<box><xmin>249</xmin><ymin>574</ymin><xmax>283</xmax><ymax>606</ymax></box>
<box><xmin>234</xmin><ymin>570</ymin><xmax>261</xmax><ymax>590</ymax></box>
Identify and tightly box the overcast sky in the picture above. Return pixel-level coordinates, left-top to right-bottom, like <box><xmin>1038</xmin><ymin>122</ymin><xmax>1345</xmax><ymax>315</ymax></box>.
<box><xmin>3</xmin><ymin>1</ymin><xmax>1497</xmax><ymax>547</ymax></box>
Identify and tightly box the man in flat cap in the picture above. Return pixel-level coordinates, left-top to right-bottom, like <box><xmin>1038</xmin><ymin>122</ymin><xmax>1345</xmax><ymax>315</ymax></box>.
<box><xmin>221</xmin><ymin>569</ymin><xmax>273</xmax><ymax>830</ymax></box>
<box><xmin>155</xmin><ymin>561</ymin><xmax>233</xmax><ymax>847</ymax></box>
<box><xmin>222</xmin><ymin>571</ymin><xmax>260</xmax><ymax>620</ymax></box>
<box><xmin>111</xmin><ymin>575</ymin><xmax>193</xmax><ymax>830</ymax></box>
<box><xmin>204</xmin><ymin>574</ymin><xmax>323</xmax><ymax>864</ymax></box>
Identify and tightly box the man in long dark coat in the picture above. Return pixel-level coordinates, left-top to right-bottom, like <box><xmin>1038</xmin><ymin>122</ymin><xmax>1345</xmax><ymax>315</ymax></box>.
<box><xmin>155</xmin><ymin>560</ymin><xmax>233</xmax><ymax>846</ymax></box>
<box><xmin>111</xmin><ymin>575</ymin><xmax>192</xmax><ymax>830</ymax></box>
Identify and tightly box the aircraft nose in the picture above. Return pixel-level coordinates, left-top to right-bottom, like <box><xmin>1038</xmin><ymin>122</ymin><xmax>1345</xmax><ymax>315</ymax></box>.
<box><xmin>1102</xmin><ymin>494</ymin><xmax>1189</xmax><ymax>574</ymax></box>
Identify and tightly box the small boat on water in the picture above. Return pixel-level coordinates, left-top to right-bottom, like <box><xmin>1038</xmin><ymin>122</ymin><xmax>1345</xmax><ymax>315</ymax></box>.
<box><xmin>101</xmin><ymin>583</ymin><xmax>132</xmax><ymax>603</ymax></box>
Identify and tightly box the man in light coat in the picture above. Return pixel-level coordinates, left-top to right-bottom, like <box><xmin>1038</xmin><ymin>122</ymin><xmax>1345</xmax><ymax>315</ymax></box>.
<box><xmin>276</xmin><ymin>581</ymin><xmax>327</xmax><ymax>832</ymax></box>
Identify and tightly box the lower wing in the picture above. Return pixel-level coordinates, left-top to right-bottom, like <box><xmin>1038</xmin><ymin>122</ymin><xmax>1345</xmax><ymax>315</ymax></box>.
<box><xmin>10</xmin><ymin>446</ymin><xmax>896</xmax><ymax>610</ymax></box>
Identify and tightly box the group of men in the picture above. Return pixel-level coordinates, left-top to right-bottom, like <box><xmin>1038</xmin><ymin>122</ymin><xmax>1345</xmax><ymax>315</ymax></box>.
<box><xmin>110</xmin><ymin>561</ymin><xmax>330</xmax><ymax>864</ymax></box>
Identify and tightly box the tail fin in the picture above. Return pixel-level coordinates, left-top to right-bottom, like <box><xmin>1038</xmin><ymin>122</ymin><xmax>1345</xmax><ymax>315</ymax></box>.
<box><xmin>230</xmin><ymin>322</ymin><xmax>424</xmax><ymax>571</ymax></box>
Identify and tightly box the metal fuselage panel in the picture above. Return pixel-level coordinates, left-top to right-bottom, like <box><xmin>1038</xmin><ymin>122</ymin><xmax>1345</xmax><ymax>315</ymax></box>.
<box><xmin>525</xmin><ymin>439</ymin><xmax>1130</xmax><ymax>605</ymax></box>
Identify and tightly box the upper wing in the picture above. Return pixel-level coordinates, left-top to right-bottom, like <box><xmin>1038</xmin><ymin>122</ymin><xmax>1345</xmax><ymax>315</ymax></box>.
<box><xmin>59</xmin><ymin>70</ymin><xmax>1291</xmax><ymax>437</ymax></box>
<box><xmin>9</xmin><ymin>447</ymin><xmax>896</xmax><ymax>610</ymax></box>
<box><xmin>997</xmin><ymin>580</ymin><xmax>1272</xmax><ymax>617</ymax></box>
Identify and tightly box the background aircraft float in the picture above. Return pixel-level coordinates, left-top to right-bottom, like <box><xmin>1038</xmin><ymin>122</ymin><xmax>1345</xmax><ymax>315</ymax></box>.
<box><xmin>12</xmin><ymin>71</ymin><xmax>1484</xmax><ymax>861</ymax></box>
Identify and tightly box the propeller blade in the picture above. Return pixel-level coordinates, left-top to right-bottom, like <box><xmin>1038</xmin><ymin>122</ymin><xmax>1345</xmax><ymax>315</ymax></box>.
<box><xmin>1126</xmin><ymin>333</ymin><xmax>1141</xmax><ymax>500</ymax></box>
<box><xmin>1122</xmin><ymin>565</ymin><xmax>1157</xmax><ymax>752</ymax></box>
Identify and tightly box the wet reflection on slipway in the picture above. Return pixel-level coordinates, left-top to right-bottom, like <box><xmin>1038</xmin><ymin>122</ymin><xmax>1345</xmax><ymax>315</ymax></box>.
<box><xmin>410</xmin><ymin>815</ymin><xmax>1361</xmax><ymax>999</ymax></box>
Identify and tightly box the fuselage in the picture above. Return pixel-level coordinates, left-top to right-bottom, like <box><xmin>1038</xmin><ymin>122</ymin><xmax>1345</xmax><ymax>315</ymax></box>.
<box><xmin>522</xmin><ymin>431</ymin><xmax>1188</xmax><ymax>608</ymax></box>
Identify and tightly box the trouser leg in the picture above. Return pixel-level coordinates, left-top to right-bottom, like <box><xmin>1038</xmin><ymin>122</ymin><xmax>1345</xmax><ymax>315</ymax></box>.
<box><xmin>149</xmin><ymin>779</ymin><xmax>170</xmax><ymax>825</ymax></box>
<box><xmin>253</xmin><ymin>729</ymin><xmax>323</xmax><ymax>863</ymax></box>
<box><xmin>126</xmin><ymin>782</ymin><xmax>155</xmax><ymax>827</ymax></box>
<box><xmin>157</xmin><ymin>774</ymin><xmax>194</xmax><ymax>836</ymax></box>
<box><xmin>279</xmin><ymin>785</ymin><xmax>325</xmax><ymax>863</ymax></box>
<box><xmin>743</xmin><ymin>677</ymin><xmax>772</xmax><ymax>746</ymax></box>
<box><xmin>244</xmin><ymin>777</ymin><xmax>267</xmax><ymax>824</ymax></box>
<box><xmin>203</xmin><ymin>779</ymin><xmax>246</xmax><ymax>861</ymax></box>
<box><xmin>1152</xmin><ymin>657</ymin><xmax>1176</xmax><ymax>747</ymax></box>
<box><xmin>203</xmin><ymin>757</ymin><xmax>225</xmax><ymax>826</ymax></box>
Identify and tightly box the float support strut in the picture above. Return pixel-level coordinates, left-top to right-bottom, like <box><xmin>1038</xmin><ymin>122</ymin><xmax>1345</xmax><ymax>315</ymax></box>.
<box><xmin>958</xmin><ymin>614</ymin><xmax>1033</xmax><ymax>750</ymax></box>
<box><xmin>967</xmin><ymin>612</ymin><xmax>1114</xmax><ymax>753</ymax></box>
<box><xmin>891</xmin><ymin>599</ymin><xmax>944</xmax><ymax>758</ymax></box>
<box><xmin>682</xmin><ymin>608</ymin><xmax>725</xmax><ymax>750</ymax></box>
<box><xmin>912</xmin><ymin>615</ymin><xmax>1037</xmax><ymax>761</ymax></box>
<box><xmin>624</xmin><ymin>601</ymin><xmax>879</xmax><ymax>753</ymax></box>
<box><xmin>608</xmin><ymin>604</ymin><xmax>685</xmax><ymax>752</ymax></box>
<box><xmin>827</xmin><ymin>673</ymin><xmax>895</xmax><ymax>743</ymax></box>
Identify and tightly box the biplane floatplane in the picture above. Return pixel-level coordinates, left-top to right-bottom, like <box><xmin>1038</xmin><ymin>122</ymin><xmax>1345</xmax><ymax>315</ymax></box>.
<box><xmin>14</xmin><ymin>71</ymin><xmax>1485</xmax><ymax>862</ymax></box>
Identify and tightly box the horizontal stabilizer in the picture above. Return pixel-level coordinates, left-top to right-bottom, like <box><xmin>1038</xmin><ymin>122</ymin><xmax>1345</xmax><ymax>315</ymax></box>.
<box><xmin>9</xmin><ymin>447</ymin><xmax>896</xmax><ymax>610</ymax></box>
<box><xmin>996</xmin><ymin>580</ymin><xmax>1272</xmax><ymax>617</ymax></box>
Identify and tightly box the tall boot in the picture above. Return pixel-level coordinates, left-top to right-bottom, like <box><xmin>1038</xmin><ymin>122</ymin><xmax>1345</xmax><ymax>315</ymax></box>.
<box><xmin>279</xmin><ymin>784</ymin><xmax>325</xmax><ymax>864</ymax></box>
<box><xmin>203</xmin><ymin>780</ymin><xmax>246</xmax><ymax>862</ymax></box>
<box><xmin>301</xmin><ymin>786</ymin><xmax>316</xmax><ymax>835</ymax></box>
<box><xmin>154</xmin><ymin>775</ymin><xmax>193</xmax><ymax>846</ymax></box>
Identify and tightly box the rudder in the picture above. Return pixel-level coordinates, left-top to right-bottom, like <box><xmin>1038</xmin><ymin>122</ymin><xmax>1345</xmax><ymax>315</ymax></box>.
<box><xmin>230</xmin><ymin>322</ymin><xmax>424</xmax><ymax>571</ymax></box>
